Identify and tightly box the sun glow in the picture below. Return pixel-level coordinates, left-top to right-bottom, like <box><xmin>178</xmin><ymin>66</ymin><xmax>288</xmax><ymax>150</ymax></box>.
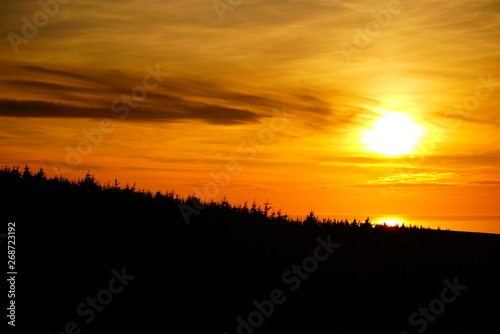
<box><xmin>375</xmin><ymin>217</ymin><xmax>403</xmax><ymax>227</ymax></box>
<box><xmin>362</xmin><ymin>112</ymin><xmax>423</xmax><ymax>156</ymax></box>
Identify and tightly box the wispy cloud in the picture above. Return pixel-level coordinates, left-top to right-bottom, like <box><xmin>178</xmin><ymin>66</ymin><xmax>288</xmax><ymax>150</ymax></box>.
<box><xmin>0</xmin><ymin>98</ymin><xmax>261</xmax><ymax>125</ymax></box>
<box><xmin>364</xmin><ymin>172</ymin><xmax>463</xmax><ymax>185</ymax></box>
<box><xmin>468</xmin><ymin>180</ymin><xmax>500</xmax><ymax>186</ymax></box>
<box><xmin>312</xmin><ymin>172</ymin><xmax>465</xmax><ymax>190</ymax></box>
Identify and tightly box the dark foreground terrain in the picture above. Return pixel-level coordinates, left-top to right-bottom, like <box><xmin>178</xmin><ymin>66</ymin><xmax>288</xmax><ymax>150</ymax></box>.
<box><xmin>1</xmin><ymin>167</ymin><xmax>499</xmax><ymax>333</ymax></box>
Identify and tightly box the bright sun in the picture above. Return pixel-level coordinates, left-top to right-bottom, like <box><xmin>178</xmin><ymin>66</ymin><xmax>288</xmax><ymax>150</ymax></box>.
<box><xmin>361</xmin><ymin>112</ymin><xmax>423</xmax><ymax>156</ymax></box>
<box><xmin>375</xmin><ymin>218</ymin><xmax>403</xmax><ymax>227</ymax></box>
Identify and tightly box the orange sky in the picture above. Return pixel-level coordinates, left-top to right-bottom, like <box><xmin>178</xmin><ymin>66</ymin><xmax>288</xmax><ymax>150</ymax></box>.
<box><xmin>1</xmin><ymin>0</ymin><xmax>500</xmax><ymax>233</ymax></box>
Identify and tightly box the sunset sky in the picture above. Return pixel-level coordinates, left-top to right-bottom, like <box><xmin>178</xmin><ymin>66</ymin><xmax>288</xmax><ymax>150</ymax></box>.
<box><xmin>1</xmin><ymin>0</ymin><xmax>499</xmax><ymax>233</ymax></box>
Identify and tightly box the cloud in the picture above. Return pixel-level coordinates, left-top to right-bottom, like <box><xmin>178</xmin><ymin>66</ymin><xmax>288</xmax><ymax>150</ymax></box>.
<box><xmin>1</xmin><ymin>63</ymin><xmax>361</xmax><ymax>128</ymax></box>
<box><xmin>313</xmin><ymin>172</ymin><xmax>464</xmax><ymax>190</ymax></box>
<box><xmin>424</xmin><ymin>155</ymin><xmax>500</xmax><ymax>167</ymax></box>
<box><xmin>0</xmin><ymin>99</ymin><xmax>261</xmax><ymax>125</ymax></box>
<box><xmin>468</xmin><ymin>180</ymin><xmax>500</xmax><ymax>186</ymax></box>
<box><xmin>366</xmin><ymin>172</ymin><xmax>463</xmax><ymax>185</ymax></box>
<box><xmin>18</xmin><ymin>66</ymin><xmax>97</xmax><ymax>84</ymax></box>
<box><xmin>0</xmin><ymin>100</ymin><xmax>101</xmax><ymax>118</ymax></box>
<box><xmin>290</xmin><ymin>0</ymin><xmax>354</xmax><ymax>9</ymax></box>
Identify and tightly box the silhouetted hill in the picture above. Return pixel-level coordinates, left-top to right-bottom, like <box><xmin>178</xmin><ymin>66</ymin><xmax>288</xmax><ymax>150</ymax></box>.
<box><xmin>1</xmin><ymin>166</ymin><xmax>499</xmax><ymax>333</ymax></box>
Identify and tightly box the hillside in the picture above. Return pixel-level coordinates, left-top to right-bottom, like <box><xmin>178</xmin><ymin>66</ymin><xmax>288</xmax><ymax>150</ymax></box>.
<box><xmin>1</xmin><ymin>166</ymin><xmax>499</xmax><ymax>333</ymax></box>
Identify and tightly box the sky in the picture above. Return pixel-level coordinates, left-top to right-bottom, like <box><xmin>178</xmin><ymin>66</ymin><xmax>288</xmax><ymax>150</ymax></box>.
<box><xmin>1</xmin><ymin>0</ymin><xmax>500</xmax><ymax>233</ymax></box>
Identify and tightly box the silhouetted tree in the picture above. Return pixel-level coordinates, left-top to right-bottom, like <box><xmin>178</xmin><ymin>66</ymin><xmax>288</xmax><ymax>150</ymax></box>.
<box><xmin>22</xmin><ymin>165</ymin><xmax>32</xmax><ymax>179</ymax></box>
<box><xmin>263</xmin><ymin>199</ymin><xmax>272</xmax><ymax>217</ymax></box>
<box><xmin>304</xmin><ymin>211</ymin><xmax>318</xmax><ymax>227</ymax></box>
<box><xmin>34</xmin><ymin>168</ymin><xmax>45</xmax><ymax>179</ymax></box>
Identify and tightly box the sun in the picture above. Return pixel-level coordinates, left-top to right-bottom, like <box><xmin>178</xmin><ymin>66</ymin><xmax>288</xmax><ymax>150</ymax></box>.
<box><xmin>375</xmin><ymin>217</ymin><xmax>403</xmax><ymax>227</ymax></box>
<box><xmin>361</xmin><ymin>112</ymin><xmax>423</xmax><ymax>156</ymax></box>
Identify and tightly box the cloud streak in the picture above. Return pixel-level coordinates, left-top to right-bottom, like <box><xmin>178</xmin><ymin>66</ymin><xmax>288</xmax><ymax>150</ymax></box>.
<box><xmin>0</xmin><ymin>98</ymin><xmax>261</xmax><ymax>125</ymax></box>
